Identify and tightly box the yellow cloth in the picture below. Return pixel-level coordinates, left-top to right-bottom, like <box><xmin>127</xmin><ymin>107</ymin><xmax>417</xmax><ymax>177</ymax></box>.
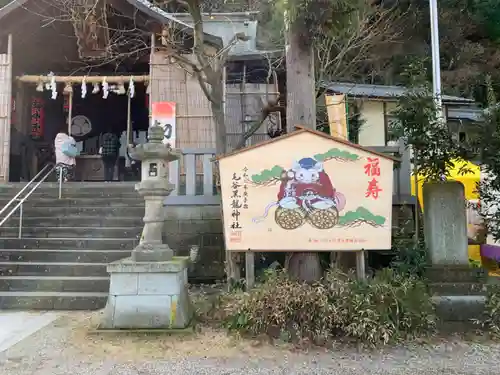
<box><xmin>411</xmin><ymin>159</ymin><xmax>480</xmax><ymax>205</ymax></box>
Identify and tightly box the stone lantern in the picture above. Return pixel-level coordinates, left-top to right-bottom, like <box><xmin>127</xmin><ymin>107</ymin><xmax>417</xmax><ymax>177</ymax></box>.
<box><xmin>100</xmin><ymin>126</ymin><xmax>192</xmax><ymax>329</ymax></box>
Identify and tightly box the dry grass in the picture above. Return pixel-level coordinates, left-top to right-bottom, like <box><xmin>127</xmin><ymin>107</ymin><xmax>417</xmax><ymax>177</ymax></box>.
<box><xmin>54</xmin><ymin>311</ymin><xmax>288</xmax><ymax>361</ymax></box>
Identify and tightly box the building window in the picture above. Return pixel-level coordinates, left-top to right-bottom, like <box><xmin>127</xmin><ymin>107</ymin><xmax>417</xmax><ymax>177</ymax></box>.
<box><xmin>386</xmin><ymin>114</ymin><xmax>400</xmax><ymax>144</ymax></box>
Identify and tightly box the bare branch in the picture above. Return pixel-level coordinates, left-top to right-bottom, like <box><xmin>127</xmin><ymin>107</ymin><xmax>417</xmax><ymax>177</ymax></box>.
<box><xmin>235</xmin><ymin>95</ymin><xmax>282</xmax><ymax>149</ymax></box>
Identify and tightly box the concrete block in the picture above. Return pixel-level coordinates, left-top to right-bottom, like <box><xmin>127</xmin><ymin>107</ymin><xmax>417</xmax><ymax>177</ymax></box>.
<box><xmin>137</xmin><ymin>273</ymin><xmax>180</xmax><ymax>295</ymax></box>
<box><xmin>432</xmin><ymin>295</ymin><xmax>486</xmax><ymax>322</ymax></box>
<box><xmin>112</xmin><ymin>294</ymin><xmax>173</xmax><ymax>328</ymax></box>
<box><xmin>164</xmin><ymin>221</ymin><xmax>180</xmax><ymax>233</ymax></box>
<box><xmin>423</xmin><ymin>181</ymin><xmax>468</xmax><ymax>265</ymax></box>
<box><xmin>109</xmin><ymin>273</ymin><xmax>138</xmax><ymax>295</ymax></box>
<box><xmin>101</xmin><ymin>257</ymin><xmax>192</xmax><ymax>329</ymax></box>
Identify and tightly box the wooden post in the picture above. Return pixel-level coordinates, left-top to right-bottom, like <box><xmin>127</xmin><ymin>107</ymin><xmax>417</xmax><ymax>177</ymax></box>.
<box><xmin>0</xmin><ymin>34</ymin><xmax>13</xmax><ymax>183</ymax></box>
<box><xmin>125</xmin><ymin>88</ymin><xmax>132</xmax><ymax>167</ymax></box>
<box><xmin>356</xmin><ymin>250</ymin><xmax>366</xmax><ymax>281</ymax></box>
<box><xmin>245</xmin><ymin>251</ymin><xmax>255</xmax><ymax>289</ymax></box>
<box><xmin>413</xmin><ymin>149</ymin><xmax>419</xmax><ymax>245</ymax></box>
<box><xmin>330</xmin><ymin>251</ymin><xmax>337</xmax><ymax>268</ymax></box>
<box><xmin>67</xmin><ymin>90</ymin><xmax>73</xmax><ymax>135</ymax></box>
<box><xmin>240</xmin><ymin>63</ymin><xmax>247</xmax><ymax>147</ymax></box>
<box><xmin>148</xmin><ymin>33</ymin><xmax>155</xmax><ymax>128</ymax></box>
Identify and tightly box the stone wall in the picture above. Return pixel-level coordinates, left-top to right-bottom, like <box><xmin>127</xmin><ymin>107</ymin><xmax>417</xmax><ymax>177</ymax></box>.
<box><xmin>164</xmin><ymin>204</ymin><xmax>224</xmax><ymax>281</ymax></box>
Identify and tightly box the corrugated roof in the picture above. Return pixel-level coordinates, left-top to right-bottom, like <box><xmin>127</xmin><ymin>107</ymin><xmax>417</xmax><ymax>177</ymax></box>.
<box><xmin>324</xmin><ymin>82</ymin><xmax>475</xmax><ymax>103</ymax></box>
<box><xmin>128</xmin><ymin>0</ymin><xmax>222</xmax><ymax>47</ymax></box>
<box><xmin>0</xmin><ymin>0</ymin><xmax>222</xmax><ymax>48</ymax></box>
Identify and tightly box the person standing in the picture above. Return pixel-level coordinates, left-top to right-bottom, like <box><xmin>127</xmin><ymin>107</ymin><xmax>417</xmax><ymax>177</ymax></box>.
<box><xmin>54</xmin><ymin>123</ymin><xmax>78</xmax><ymax>182</ymax></box>
<box><xmin>100</xmin><ymin>129</ymin><xmax>121</xmax><ymax>182</ymax></box>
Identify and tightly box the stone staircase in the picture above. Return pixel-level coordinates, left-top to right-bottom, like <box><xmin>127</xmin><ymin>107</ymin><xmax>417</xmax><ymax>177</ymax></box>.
<box><xmin>0</xmin><ymin>183</ymin><xmax>142</xmax><ymax>309</ymax></box>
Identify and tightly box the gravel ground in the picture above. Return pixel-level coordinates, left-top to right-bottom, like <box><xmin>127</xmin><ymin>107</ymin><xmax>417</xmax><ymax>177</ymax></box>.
<box><xmin>0</xmin><ymin>312</ymin><xmax>499</xmax><ymax>375</ymax></box>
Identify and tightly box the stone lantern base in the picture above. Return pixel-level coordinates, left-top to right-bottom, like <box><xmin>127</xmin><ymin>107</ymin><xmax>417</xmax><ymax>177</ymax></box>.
<box><xmin>99</xmin><ymin>256</ymin><xmax>192</xmax><ymax>329</ymax></box>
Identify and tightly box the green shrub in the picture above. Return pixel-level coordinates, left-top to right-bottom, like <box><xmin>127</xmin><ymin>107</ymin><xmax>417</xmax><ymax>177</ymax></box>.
<box><xmin>217</xmin><ymin>269</ymin><xmax>436</xmax><ymax>346</ymax></box>
<box><xmin>475</xmin><ymin>284</ymin><xmax>500</xmax><ymax>336</ymax></box>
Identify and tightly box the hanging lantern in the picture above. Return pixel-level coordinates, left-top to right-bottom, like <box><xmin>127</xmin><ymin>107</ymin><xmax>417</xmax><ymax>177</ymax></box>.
<box><xmin>36</xmin><ymin>81</ymin><xmax>44</xmax><ymax>92</ymax></box>
<box><xmin>81</xmin><ymin>77</ymin><xmax>87</xmax><ymax>99</ymax></box>
<box><xmin>30</xmin><ymin>97</ymin><xmax>45</xmax><ymax>139</ymax></box>
<box><xmin>92</xmin><ymin>82</ymin><xmax>100</xmax><ymax>94</ymax></box>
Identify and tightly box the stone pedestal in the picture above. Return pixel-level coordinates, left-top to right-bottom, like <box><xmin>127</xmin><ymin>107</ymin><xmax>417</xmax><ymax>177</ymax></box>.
<box><xmin>423</xmin><ymin>181</ymin><xmax>468</xmax><ymax>265</ymax></box>
<box><xmin>100</xmin><ymin>257</ymin><xmax>192</xmax><ymax>329</ymax></box>
<box><xmin>100</xmin><ymin>126</ymin><xmax>192</xmax><ymax>329</ymax></box>
<box><xmin>423</xmin><ymin>181</ymin><xmax>487</xmax><ymax>322</ymax></box>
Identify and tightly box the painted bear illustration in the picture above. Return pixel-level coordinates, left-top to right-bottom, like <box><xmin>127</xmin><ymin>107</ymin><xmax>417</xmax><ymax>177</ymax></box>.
<box><xmin>252</xmin><ymin>157</ymin><xmax>346</xmax><ymax>223</ymax></box>
<box><xmin>277</xmin><ymin>157</ymin><xmax>345</xmax><ymax>211</ymax></box>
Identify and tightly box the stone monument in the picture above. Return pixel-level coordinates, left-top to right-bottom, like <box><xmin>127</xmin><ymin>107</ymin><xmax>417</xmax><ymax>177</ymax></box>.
<box><xmin>423</xmin><ymin>181</ymin><xmax>486</xmax><ymax>322</ymax></box>
<box><xmin>100</xmin><ymin>126</ymin><xmax>192</xmax><ymax>329</ymax></box>
<box><xmin>423</xmin><ymin>181</ymin><xmax>469</xmax><ymax>265</ymax></box>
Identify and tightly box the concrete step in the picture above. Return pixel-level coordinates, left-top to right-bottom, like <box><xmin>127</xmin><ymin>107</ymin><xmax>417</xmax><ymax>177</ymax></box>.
<box><xmin>0</xmin><ymin>198</ymin><xmax>144</xmax><ymax>208</ymax></box>
<box><xmin>0</xmin><ymin>183</ymin><xmax>138</xmax><ymax>197</ymax></box>
<box><xmin>0</xmin><ymin>190</ymin><xmax>140</xmax><ymax>199</ymax></box>
<box><xmin>1</xmin><ymin>182</ymin><xmax>136</xmax><ymax>191</ymax></box>
<box><xmin>1</xmin><ymin>249</ymin><xmax>131</xmax><ymax>263</ymax></box>
<box><xmin>432</xmin><ymin>295</ymin><xmax>486</xmax><ymax>322</ymax></box>
<box><xmin>0</xmin><ymin>190</ymin><xmax>139</xmax><ymax>198</ymax></box>
<box><xmin>7</xmin><ymin>205</ymin><xmax>145</xmax><ymax>217</ymax></box>
<box><xmin>1</xmin><ymin>216</ymin><xmax>143</xmax><ymax>228</ymax></box>
<box><xmin>0</xmin><ymin>291</ymin><xmax>107</xmax><ymax>310</ymax></box>
<box><xmin>1</xmin><ymin>227</ymin><xmax>142</xmax><ymax>239</ymax></box>
<box><xmin>0</xmin><ymin>237</ymin><xmax>137</xmax><ymax>250</ymax></box>
<box><xmin>0</xmin><ymin>275</ymin><xmax>110</xmax><ymax>293</ymax></box>
<box><xmin>0</xmin><ymin>261</ymin><xmax>109</xmax><ymax>277</ymax></box>
<box><xmin>429</xmin><ymin>282</ymin><xmax>487</xmax><ymax>296</ymax></box>
<box><xmin>426</xmin><ymin>266</ymin><xmax>487</xmax><ymax>283</ymax></box>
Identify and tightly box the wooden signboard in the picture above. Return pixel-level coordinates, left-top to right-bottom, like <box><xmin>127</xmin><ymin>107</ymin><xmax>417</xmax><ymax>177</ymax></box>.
<box><xmin>218</xmin><ymin>126</ymin><xmax>396</xmax><ymax>252</ymax></box>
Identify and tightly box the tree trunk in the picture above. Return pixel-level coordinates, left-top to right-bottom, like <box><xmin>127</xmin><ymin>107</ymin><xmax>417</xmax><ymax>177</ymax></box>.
<box><xmin>208</xmin><ymin>78</ymin><xmax>237</xmax><ymax>285</ymax></box>
<box><xmin>210</xmin><ymin>80</ymin><xmax>226</xmax><ymax>155</ymax></box>
<box><xmin>286</xmin><ymin>24</ymin><xmax>316</xmax><ymax>132</ymax></box>
<box><xmin>284</xmin><ymin>20</ymin><xmax>322</xmax><ymax>282</ymax></box>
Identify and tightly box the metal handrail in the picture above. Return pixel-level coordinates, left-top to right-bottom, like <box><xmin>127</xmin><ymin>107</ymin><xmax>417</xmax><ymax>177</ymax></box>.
<box><xmin>0</xmin><ymin>163</ymin><xmax>54</xmax><ymax>217</ymax></box>
<box><xmin>0</xmin><ymin>165</ymin><xmax>57</xmax><ymax>238</ymax></box>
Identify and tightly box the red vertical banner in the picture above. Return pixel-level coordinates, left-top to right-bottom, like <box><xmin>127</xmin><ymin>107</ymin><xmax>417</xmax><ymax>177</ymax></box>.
<box><xmin>152</xmin><ymin>102</ymin><xmax>176</xmax><ymax>147</ymax></box>
<box><xmin>31</xmin><ymin>97</ymin><xmax>45</xmax><ymax>139</ymax></box>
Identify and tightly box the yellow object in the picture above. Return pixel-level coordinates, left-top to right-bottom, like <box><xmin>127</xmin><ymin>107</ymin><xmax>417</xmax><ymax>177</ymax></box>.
<box><xmin>170</xmin><ymin>296</ymin><xmax>177</xmax><ymax>327</ymax></box>
<box><xmin>325</xmin><ymin>94</ymin><xmax>348</xmax><ymax>139</ymax></box>
<box><xmin>411</xmin><ymin>159</ymin><xmax>480</xmax><ymax>206</ymax></box>
<box><xmin>410</xmin><ymin>159</ymin><xmax>481</xmax><ymax>263</ymax></box>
